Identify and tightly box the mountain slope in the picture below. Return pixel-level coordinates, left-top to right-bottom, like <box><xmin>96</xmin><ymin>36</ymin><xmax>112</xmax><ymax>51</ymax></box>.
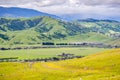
<box><xmin>0</xmin><ymin>49</ymin><xmax>120</xmax><ymax>80</ymax></box>
<box><xmin>0</xmin><ymin>7</ymin><xmax>59</xmax><ymax>19</ymax></box>
<box><xmin>0</xmin><ymin>16</ymin><xmax>90</xmax><ymax>44</ymax></box>
<box><xmin>0</xmin><ymin>17</ymin><xmax>119</xmax><ymax>45</ymax></box>
<box><xmin>108</xmin><ymin>38</ymin><xmax>120</xmax><ymax>46</ymax></box>
<box><xmin>73</xmin><ymin>18</ymin><xmax>120</xmax><ymax>38</ymax></box>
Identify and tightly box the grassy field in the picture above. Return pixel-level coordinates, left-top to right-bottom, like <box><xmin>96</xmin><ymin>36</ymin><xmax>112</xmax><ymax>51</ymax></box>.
<box><xmin>0</xmin><ymin>48</ymin><xmax>120</xmax><ymax>80</ymax></box>
<box><xmin>0</xmin><ymin>47</ymin><xmax>109</xmax><ymax>59</ymax></box>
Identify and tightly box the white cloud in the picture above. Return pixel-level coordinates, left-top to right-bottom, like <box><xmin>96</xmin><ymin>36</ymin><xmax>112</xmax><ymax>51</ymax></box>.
<box><xmin>0</xmin><ymin>0</ymin><xmax>120</xmax><ymax>20</ymax></box>
<box><xmin>0</xmin><ymin>0</ymin><xmax>120</xmax><ymax>7</ymax></box>
<box><xmin>68</xmin><ymin>0</ymin><xmax>120</xmax><ymax>6</ymax></box>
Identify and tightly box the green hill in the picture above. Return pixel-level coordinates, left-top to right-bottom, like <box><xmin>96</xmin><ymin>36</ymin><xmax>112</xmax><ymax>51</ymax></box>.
<box><xmin>73</xmin><ymin>18</ymin><xmax>120</xmax><ymax>38</ymax></box>
<box><xmin>0</xmin><ymin>48</ymin><xmax>120</xmax><ymax>80</ymax></box>
<box><xmin>0</xmin><ymin>17</ymin><xmax>119</xmax><ymax>45</ymax></box>
<box><xmin>108</xmin><ymin>38</ymin><xmax>120</xmax><ymax>46</ymax></box>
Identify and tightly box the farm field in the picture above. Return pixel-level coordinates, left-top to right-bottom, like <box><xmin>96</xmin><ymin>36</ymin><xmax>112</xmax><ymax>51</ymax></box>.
<box><xmin>0</xmin><ymin>47</ymin><xmax>109</xmax><ymax>60</ymax></box>
<box><xmin>0</xmin><ymin>48</ymin><xmax>120</xmax><ymax>80</ymax></box>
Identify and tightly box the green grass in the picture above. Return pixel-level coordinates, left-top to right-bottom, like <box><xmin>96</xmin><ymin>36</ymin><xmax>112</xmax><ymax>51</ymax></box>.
<box><xmin>0</xmin><ymin>47</ymin><xmax>109</xmax><ymax>59</ymax></box>
<box><xmin>107</xmin><ymin>38</ymin><xmax>120</xmax><ymax>46</ymax></box>
<box><xmin>59</xmin><ymin>32</ymin><xmax>112</xmax><ymax>43</ymax></box>
<box><xmin>0</xmin><ymin>31</ymin><xmax>112</xmax><ymax>45</ymax></box>
<box><xmin>0</xmin><ymin>48</ymin><xmax>120</xmax><ymax>80</ymax></box>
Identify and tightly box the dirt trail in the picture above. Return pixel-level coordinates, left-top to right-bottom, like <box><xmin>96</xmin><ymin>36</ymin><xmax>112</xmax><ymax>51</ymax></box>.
<box><xmin>28</xmin><ymin>62</ymin><xmax>34</xmax><ymax>69</ymax></box>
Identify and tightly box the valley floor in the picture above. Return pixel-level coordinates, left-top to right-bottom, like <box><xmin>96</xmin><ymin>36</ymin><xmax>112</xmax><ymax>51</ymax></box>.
<box><xmin>0</xmin><ymin>47</ymin><xmax>108</xmax><ymax>60</ymax></box>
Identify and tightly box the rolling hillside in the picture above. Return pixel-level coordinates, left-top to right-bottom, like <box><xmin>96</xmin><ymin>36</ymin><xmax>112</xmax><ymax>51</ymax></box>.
<box><xmin>0</xmin><ymin>16</ymin><xmax>89</xmax><ymax>44</ymax></box>
<box><xmin>108</xmin><ymin>38</ymin><xmax>120</xmax><ymax>46</ymax></box>
<box><xmin>0</xmin><ymin>17</ymin><xmax>120</xmax><ymax>45</ymax></box>
<box><xmin>73</xmin><ymin>18</ymin><xmax>120</xmax><ymax>38</ymax></box>
<box><xmin>0</xmin><ymin>48</ymin><xmax>120</xmax><ymax>80</ymax></box>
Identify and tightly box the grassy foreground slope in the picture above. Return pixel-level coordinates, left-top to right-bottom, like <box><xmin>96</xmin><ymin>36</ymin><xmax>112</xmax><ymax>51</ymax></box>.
<box><xmin>0</xmin><ymin>48</ymin><xmax>120</xmax><ymax>80</ymax></box>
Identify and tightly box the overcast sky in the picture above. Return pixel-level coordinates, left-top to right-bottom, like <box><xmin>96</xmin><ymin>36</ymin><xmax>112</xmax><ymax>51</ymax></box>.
<box><xmin>0</xmin><ymin>0</ymin><xmax>120</xmax><ymax>20</ymax></box>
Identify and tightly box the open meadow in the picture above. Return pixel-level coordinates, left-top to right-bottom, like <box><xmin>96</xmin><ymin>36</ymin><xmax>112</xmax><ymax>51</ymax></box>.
<box><xmin>0</xmin><ymin>48</ymin><xmax>120</xmax><ymax>80</ymax></box>
<box><xmin>0</xmin><ymin>47</ymin><xmax>109</xmax><ymax>60</ymax></box>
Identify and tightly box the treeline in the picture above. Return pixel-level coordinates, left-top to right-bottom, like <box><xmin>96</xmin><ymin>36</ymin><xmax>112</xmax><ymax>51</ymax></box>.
<box><xmin>0</xmin><ymin>56</ymin><xmax>83</xmax><ymax>62</ymax></box>
<box><xmin>0</xmin><ymin>42</ymin><xmax>120</xmax><ymax>50</ymax></box>
<box><xmin>42</xmin><ymin>42</ymin><xmax>68</xmax><ymax>45</ymax></box>
<box><xmin>42</xmin><ymin>42</ymin><xmax>120</xmax><ymax>48</ymax></box>
<box><xmin>0</xmin><ymin>45</ymin><xmax>60</xmax><ymax>50</ymax></box>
